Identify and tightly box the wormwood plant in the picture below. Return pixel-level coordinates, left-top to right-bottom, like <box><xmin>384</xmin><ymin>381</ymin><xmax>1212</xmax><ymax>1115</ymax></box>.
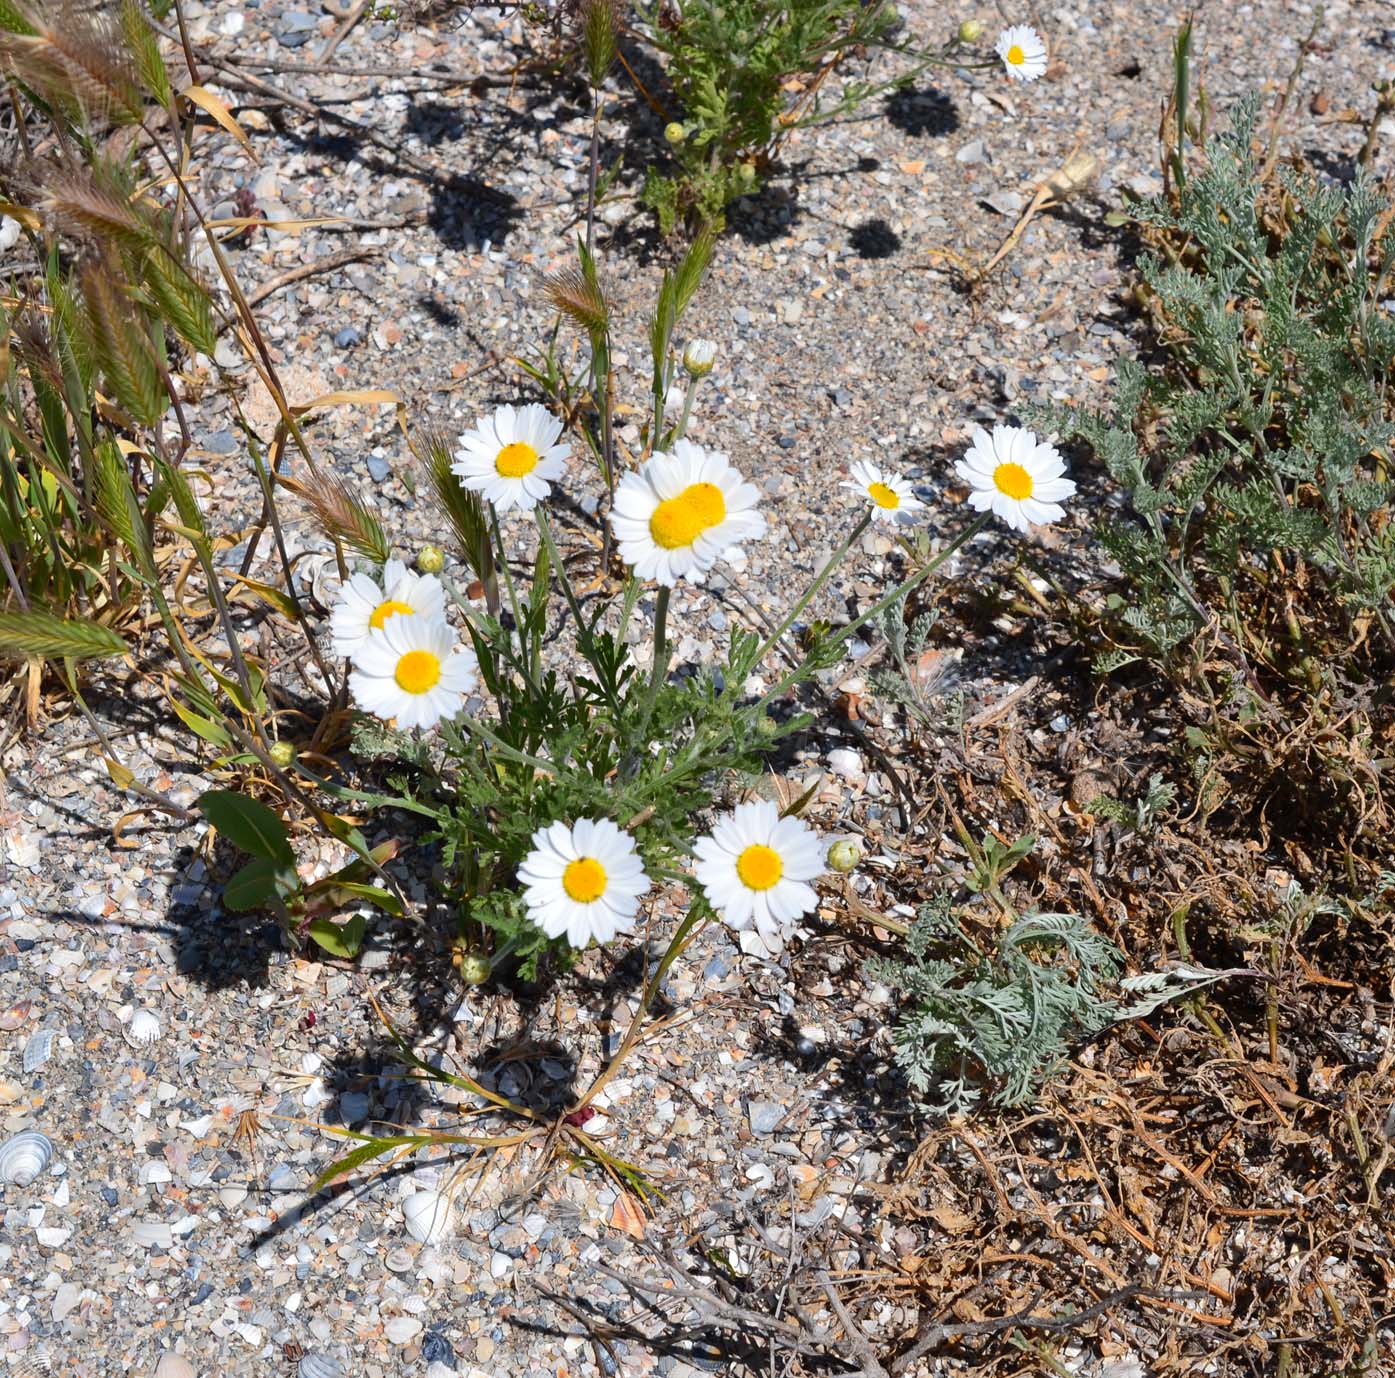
<box><xmin>1040</xmin><ymin>56</ymin><xmax>1395</xmax><ymax>868</ymax></box>
<box><xmin>1047</xmin><ymin>92</ymin><xmax>1395</xmax><ymax>686</ymax></box>
<box><xmin>869</xmin><ymin>893</ymin><xmax>1126</xmax><ymax>1112</ymax></box>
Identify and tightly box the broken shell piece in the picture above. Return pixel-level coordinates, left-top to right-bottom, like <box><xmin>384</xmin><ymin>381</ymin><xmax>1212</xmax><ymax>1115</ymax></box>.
<box><xmin>298</xmin><ymin>1354</ymin><xmax>344</xmax><ymax>1378</ymax></box>
<box><xmin>401</xmin><ymin>1188</ymin><xmax>453</xmax><ymax>1244</ymax></box>
<box><xmin>126</xmin><ymin>1009</ymin><xmax>162</xmax><ymax>1048</ymax></box>
<box><xmin>22</xmin><ymin>1029</ymin><xmax>54</xmax><ymax>1074</ymax></box>
<box><xmin>0</xmin><ymin>1130</ymin><xmax>54</xmax><ymax>1186</ymax></box>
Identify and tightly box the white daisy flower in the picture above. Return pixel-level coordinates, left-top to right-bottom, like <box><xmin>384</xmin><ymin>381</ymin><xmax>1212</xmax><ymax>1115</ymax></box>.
<box><xmin>610</xmin><ymin>439</ymin><xmax>765</xmax><ymax>587</ymax></box>
<box><xmin>452</xmin><ymin>402</ymin><xmax>569</xmax><ymax>514</ymax></box>
<box><xmin>348</xmin><ymin>613</ymin><xmax>477</xmax><ymax>732</ymax></box>
<box><xmin>693</xmin><ymin>800</ymin><xmax>824</xmax><ymax>939</ymax></box>
<box><xmin>995</xmin><ymin>24</ymin><xmax>1048</xmax><ymax>82</ymax></box>
<box><xmin>955</xmin><ymin>424</ymin><xmax>1076</xmax><ymax>534</ymax></box>
<box><xmin>841</xmin><ymin>459</ymin><xmax>926</xmax><ymax>526</ymax></box>
<box><xmin>517</xmin><ymin>818</ymin><xmax>650</xmax><ymax>949</ymax></box>
<box><xmin>0</xmin><ymin>216</ymin><xmax>20</xmax><ymax>254</ymax></box>
<box><xmin>330</xmin><ymin>558</ymin><xmax>446</xmax><ymax>658</ymax></box>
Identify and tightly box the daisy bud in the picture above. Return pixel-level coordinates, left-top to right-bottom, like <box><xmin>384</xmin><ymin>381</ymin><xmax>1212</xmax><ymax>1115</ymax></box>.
<box><xmin>664</xmin><ymin>121</ymin><xmax>687</xmax><ymax>146</ymax></box>
<box><xmin>827</xmin><ymin>839</ymin><xmax>861</xmax><ymax>873</ymax></box>
<box><xmin>682</xmin><ymin>338</ymin><xmax>717</xmax><ymax>377</ymax></box>
<box><xmin>454</xmin><ymin>947</ymin><xmax>492</xmax><ymax>986</ymax></box>
<box><xmin>416</xmin><ymin>544</ymin><xmax>445</xmax><ymax>574</ymax></box>
<box><xmin>738</xmin><ymin>161</ymin><xmax>758</xmax><ymax>185</ymax></box>
<box><xmin>268</xmin><ymin>740</ymin><xmax>297</xmax><ymax>769</ymax></box>
<box><xmin>957</xmin><ymin>18</ymin><xmax>984</xmax><ymax>42</ymax></box>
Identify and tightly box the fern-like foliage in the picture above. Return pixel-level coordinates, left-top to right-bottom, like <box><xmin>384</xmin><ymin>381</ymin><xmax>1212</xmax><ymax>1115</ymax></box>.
<box><xmin>868</xmin><ymin>896</ymin><xmax>1127</xmax><ymax>1113</ymax></box>
<box><xmin>1035</xmin><ymin>93</ymin><xmax>1395</xmax><ymax>682</ymax></box>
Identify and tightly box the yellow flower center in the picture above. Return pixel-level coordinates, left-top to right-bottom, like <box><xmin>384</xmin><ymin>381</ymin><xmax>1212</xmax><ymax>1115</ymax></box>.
<box><xmin>993</xmin><ymin>462</ymin><xmax>1034</xmax><ymax>500</ymax></box>
<box><xmin>736</xmin><ymin>843</ymin><xmax>783</xmax><ymax>891</ymax></box>
<box><xmin>867</xmin><ymin>481</ymin><xmax>900</xmax><ymax>510</ymax></box>
<box><xmin>394</xmin><ymin>649</ymin><xmax>442</xmax><ymax>695</ymax></box>
<box><xmin>369</xmin><ymin>598</ymin><xmax>414</xmax><ymax>630</ymax></box>
<box><xmin>562</xmin><ymin>856</ymin><xmax>608</xmax><ymax>903</ymax></box>
<box><xmin>495</xmin><ymin>441</ymin><xmax>539</xmax><ymax>478</ymax></box>
<box><xmin>649</xmin><ymin>482</ymin><xmax>727</xmax><ymax>550</ymax></box>
<box><xmin>1006</xmin><ymin>43</ymin><xmax>1025</xmax><ymax>65</ymax></box>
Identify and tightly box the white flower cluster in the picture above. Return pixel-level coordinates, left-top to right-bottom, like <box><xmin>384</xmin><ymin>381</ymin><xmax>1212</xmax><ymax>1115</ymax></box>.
<box><xmin>517</xmin><ymin>800</ymin><xmax>826</xmax><ymax>949</ymax></box>
<box><xmin>326</xmin><ymin>386</ymin><xmax>1077</xmax><ymax>948</ymax></box>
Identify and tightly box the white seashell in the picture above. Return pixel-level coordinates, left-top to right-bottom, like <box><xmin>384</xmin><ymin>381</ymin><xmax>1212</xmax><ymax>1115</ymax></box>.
<box><xmin>297</xmin><ymin>1354</ymin><xmax>344</xmax><ymax>1378</ymax></box>
<box><xmin>154</xmin><ymin>1353</ymin><xmax>197</xmax><ymax>1378</ymax></box>
<box><xmin>0</xmin><ymin>1130</ymin><xmax>54</xmax><ymax>1186</ymax></box>
<box><xmin>126</xmin><ymin>1010</ymin><xmax>162</xmax><ymax>1048</ymax></box>
<box><xmin>22</xmin><ymin>1029</ymin><xmax>54</xmax><ymax>1074</ymax></box>
<box><xmin>401</xmin><ymin>1188</ymin><xmax>453</xmax><ymax>1244</ymax></box>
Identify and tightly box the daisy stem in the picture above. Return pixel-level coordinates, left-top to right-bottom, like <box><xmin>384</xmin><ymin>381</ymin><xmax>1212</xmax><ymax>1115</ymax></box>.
<box><xmin>630</xmin><ymin>584</ymin><xmax>673</xmax><ymax>751</ymax></box>
<box><xmin>537</xmin><ymin>512</ymin><xmax>623</xmax><ymax>717</ymax></box>
<box><xmin>759</xmin><ymin>509</ymin><xmax>992</xmax><ymax>707</ymax></box>
<box><xmin>489</xmin><ymin>505</ymin><xmax>529</xmax><ymax>656</ymax></box>
<box><xmin>672</xmin><ymin>375</ymin><xmax>699</xmax><ymax>442</ymax></box>
<box><xmin>747</xmin><ymin>509</ymin><xmax>872</xmax><ymax>674</ymax></box>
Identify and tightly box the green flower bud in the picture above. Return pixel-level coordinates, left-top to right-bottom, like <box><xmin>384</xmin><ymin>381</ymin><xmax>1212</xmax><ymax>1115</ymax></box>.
<box><xmin>664</xmin><ymin>121</ymin><xmax>687</xmax><ymax>146</ymax></box>
<box><xmin>417</xmin><ymin>544</ymin><xmax>445</xmax><ymax>574</ymax></box>
<box><xmin>268</xmin><ymin>740</ymin><xmax>297</xmax><ymax>769</ymax></box>
<box><xmin>456</xmin><ymin>948</ymin><xmax>491</xmax><ymax>986</ymax></box>
<box><xmin>739</xmin><ymin>161</ymin><xmax>758</xmax><ymax>184</ymax></box>
<box><xmin>957</xmin><ymin>18</ymin><xmax>984</xmax><ymax>42</ymax></box>
<box><xmin>827</xmin><ymin>839</ymin><xmax>861</xmax><ymax>874</ymax></box>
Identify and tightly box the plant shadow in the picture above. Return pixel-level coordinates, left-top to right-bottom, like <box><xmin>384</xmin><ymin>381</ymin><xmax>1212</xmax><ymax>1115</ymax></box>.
<box><xmin>883</xmin><ymin>84</ymin><xmax>960</xmax><ymax>139</ymax></box>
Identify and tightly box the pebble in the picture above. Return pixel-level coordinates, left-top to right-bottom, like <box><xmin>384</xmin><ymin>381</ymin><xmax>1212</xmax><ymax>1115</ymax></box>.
<box><xmin>276</xmin><ymin>11</ymin><xmax>319</xmax><ymax>46</ymax></box>
<box><xmin>334</xmin><ymin>325</ymin><xmax>362</xmax><ymax>348</ymax></box>
<box><xmin>154</xmin><ymin>1355</ymin><xmax>196</xmax><ymax>1378</ymax></box>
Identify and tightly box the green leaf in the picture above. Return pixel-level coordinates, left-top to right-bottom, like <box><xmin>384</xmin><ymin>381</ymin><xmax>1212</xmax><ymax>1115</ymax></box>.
<box><xmin>308</xmin><ymin>880</ymin><xmax>403</xmax><ymax>918</ymax></box>
<box><xmin>223</xmin><ymin>858</ymin><xmax>290</xmax><ymax>912</ymax></box>
<box><xmin>169</xmin><ymin>696</ymin><xmax>232</xmax><ymax>747</ymax></box>
<box><xmin>196</xmin><ymin>789</ymin><xmax>295</xmax><ymax>866</ymax></box>
<box><xmin>308</xmin><ymin>913</ymin><xmax>365</xmax><ymax>958</ymax></box>
<box><xmin>309</xmin><ymin>1133</ymin><xmax>427</xmax><ymax>1194</ymax></box>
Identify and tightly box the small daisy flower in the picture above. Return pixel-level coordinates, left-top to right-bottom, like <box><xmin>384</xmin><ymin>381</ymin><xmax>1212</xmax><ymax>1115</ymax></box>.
<box><xmin>841</xmin><ymin>459</ymin><xmax>925</xmax><ymax>526</ymax></box>
<box><xmin>452</xmin><ymin>402</ymin><xmax>569</xmax><ymax>514</ymax></box>
<box><xmin>348</xmin><ymin>613</ymin><xmax>477</xmax><ymax>732</ymax></box>
<box><xmin>693</xmin><ymin>800</ymin><xmax>824</xmax><ymax>939</ymax></box>
<box><xmin>330</xmin><ymin>558</ymin><xmax>445</xmax><ymax>659</ymax></box>
<box><xmin>955</xmin><ymin>424</ymin><xmax>1076</xmax><ymax>534</ymax></box>
<box><xmin>610</xmin><ymin>439</ymin><xmax>765</xmax><ymax>587</ymax></box>
<box><xmin>996</xmin><ymin>24</ymin><xmax>1048</xmax><ymax>82</ymax></box>
<box><xmin>518</xmin><ymin>818</ymin><xmax>651</xmax><ymax>949</ymax></box>
<box><xmin>0</xmin><ymin>216</ymin><xmax>20</xmax><ymax>254</ymax></box>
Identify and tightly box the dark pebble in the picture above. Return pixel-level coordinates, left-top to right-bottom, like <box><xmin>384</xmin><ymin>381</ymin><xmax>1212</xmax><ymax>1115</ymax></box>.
<box><xmin>334</xmin><ymin>325</ymin><xmax>362</xmax><ymax>348</ymax></box>
<box><xmin>422</xmin><ymin>1332</ymin><xmax>455</xmax><ymax>1367</ymax></box>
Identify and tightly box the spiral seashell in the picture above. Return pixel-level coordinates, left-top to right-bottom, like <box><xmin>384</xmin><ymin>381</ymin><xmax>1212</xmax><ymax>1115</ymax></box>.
<box><xmin>125</xmin><ymin>1009</ymin><xmax>161</xmax><ymax>1048</ymax></box>
<box><xmin>401</xmin><ymin>1188</ymin><xmax>453</xmax><ymax>1244</ymax></box>
<box><xmin>297</xmin><ymin>1353</ymin><xmax>345</xmax><ymax>1378</ymax></box>
<box><xmin>0</xmin><ymin>1130</ymin><xmax>54</xmax><ymax>1187</ymax></box>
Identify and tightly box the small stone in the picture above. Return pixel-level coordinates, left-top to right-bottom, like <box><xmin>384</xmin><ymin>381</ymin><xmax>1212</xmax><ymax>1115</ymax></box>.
<box><xmin>956</xmin><ymin>138</ymin><xmax>986</xmax><ymax>164</ymax></box>
<box><xmin>365</xmin><ymin>455</ymin><xmax>391</xmax><ymax>483</ymax></box>
<box><xmin>276</xmin><ymin>11</ymin><xmax>318</xmax><ymax>46</ymax></box>
<box><xmin>333</xmin><ymin>326</ymin><xmax>362</xmax><ymax>348</ymax></box>
<box><xmin>204</xmin><ymin>429</ymin><xmax>237</xmax><ymax>455</ymax></box>
<box><xmin>422</xmin><ymin>1332</ymin><xmax>455</xmax><ymax>1367</ymax></box>
<box><xmin>154</xmin><ymin>1355</ymin><xmax>196</xmax><ymax>1378</ymax></box>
